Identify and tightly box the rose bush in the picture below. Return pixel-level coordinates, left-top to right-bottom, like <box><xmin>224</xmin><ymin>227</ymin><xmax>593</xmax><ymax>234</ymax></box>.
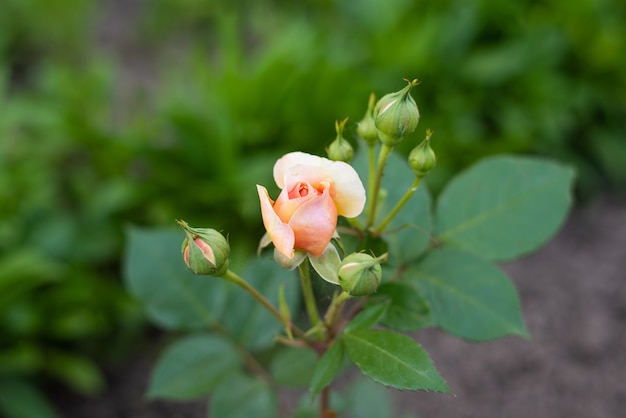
<box><xmin>256</xmin><ymin>152</ymin><xmax>366</xmax><ymax>260</ymax></box>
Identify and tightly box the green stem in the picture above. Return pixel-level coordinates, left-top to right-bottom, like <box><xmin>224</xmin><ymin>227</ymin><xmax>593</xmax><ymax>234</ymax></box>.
<box><xmin>320</xmin><ymin>386</ymin><xmax>331</xmax><ymax>418</ymax></box>
<box><xmin>299</xmin><ymin>262</ymin><xmax>322</xmax><ymax>333</ymax></box>
<box><xmin>222</xmin><ymin>269</ymin><xmax>306</xmax><ymax>338</ymax></box>
<box><xmin>367</xmin><ymin>144</ymin><xmax>376</xmax><ymax>212</ymax></box>
<box><xmin>374</xmin><ymin>176</ymin><xmax>423</xmax><ymax>234</ymax></box>
<box><xmin>366</xmin><ymin>144</ymin><xmax>394</xmax><ymax>228</ymax></box>
<box><xmin>323</xmin><ymin>291</ymin><xmax>352</xmax><ymax>330</ymax></box>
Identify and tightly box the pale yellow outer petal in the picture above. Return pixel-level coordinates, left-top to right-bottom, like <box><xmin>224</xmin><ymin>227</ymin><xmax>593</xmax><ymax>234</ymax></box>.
<box><xmin>324</xmin><ymin>159</ymin><xmax>366</xmax><ymax>218</ymax></box>
<box><xmin>273</xmin><ymin>152</ymin><xmax>325</xmax><ymax>189</ymax></box>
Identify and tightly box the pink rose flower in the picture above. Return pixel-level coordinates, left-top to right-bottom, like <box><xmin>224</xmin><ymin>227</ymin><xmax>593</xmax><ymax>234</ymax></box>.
<box><xmin>257</xmin><ymin>152</ymin><xmax>366</xmax><ymax>259</ymax></box>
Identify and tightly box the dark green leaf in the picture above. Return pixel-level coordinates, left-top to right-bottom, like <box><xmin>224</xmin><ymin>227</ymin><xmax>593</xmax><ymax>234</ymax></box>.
<box><xmin>309</xmin><ymin>341</ymin><xmax>345</xmax><ymax>397</ymax></box>
<box><xmin>147</xmin><ymin>334</ymin><xmax>240</xmax><ymax>400</ymax></box>
<box><xmin>344</xmin><ymin>302</ymin><xmax>388</xmax><ymax>333</ymax></box>
<box><xmin>407</xmin><ymin>247</ymin><xmax>528</xmax><ymax>341</ymax></box>
<box><xmin>123</xmin><ymin>227</ymin><xmax>227</xmax><ymax>330</ymax></box>
<box><xmin>270</xmin><ymin>346</ymin><xmax>317</xmax><ymax>387</ymax></box>
<box><xmin>342</xmin><ymin>329</ymin><xmax>450</xmax><ymax>392</ymax></box>
<box><xmin>210</xmin><ymin>374</ymin><xmax>277</xmax><ymax>418</ymax></box>
<box><xmin>435</xmin><ymin>155</ymin><xmax>575</xmax><ymax>260</ymax></box>
<box><xmin>376</xmin><ymin>282</ymin><xmax>432</xmax><ymax>331</ymax></box>
<box><xmin>221</xmin><ymin>257</ymin><xmax>299</xmax><ymax>350</ymax></box>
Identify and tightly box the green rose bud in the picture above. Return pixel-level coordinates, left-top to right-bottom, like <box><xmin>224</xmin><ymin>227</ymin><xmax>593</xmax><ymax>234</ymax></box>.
<box><xmin>178</xmin><ymin>220</ymin><xmax>230</xmax><ymax>276</ymax></box>
<box><xmin>408</xmin><ymin>129</ymin><xmax>436</xmax><ymax>177</ymax></box>
<box><xmin>356</xmin><ymin>93</ymin><xmax>379</xmax><ymax>147</ymax></box>
<box><xmin>373</xmin><ymin>79</ymin><xmax>420</xmax><ymax>146</ymax></box>
<box><xmin>327</xmin><ymin>117</ymin><xmax>354</xmax><ymax>162</ymax></box>
<box><xmin>338</xmin><ymin>253</ymin><xmax>387</xmax><ymax>296</ymax></box>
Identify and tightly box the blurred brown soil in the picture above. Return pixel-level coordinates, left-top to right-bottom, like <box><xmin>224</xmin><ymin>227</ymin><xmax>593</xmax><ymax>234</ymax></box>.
<box><xmin>54</xmin><ymin>194</ymin><xmax>626</xmax><ymax>418</ymax></box>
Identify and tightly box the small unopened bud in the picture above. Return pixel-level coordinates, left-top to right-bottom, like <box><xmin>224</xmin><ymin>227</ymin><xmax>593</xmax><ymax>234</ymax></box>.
<box><xmin>356</xmin><ymin>93</ymin><xmax>379</xmax><ymax>147</ymax></box>
<box><xmin>327</xmin><ymin>117</ymin><xmax>354</xmax><ymax>162</ymax></box>
<box><xmin>408</xmin><ymin>129</ymin><xmax>436</xmax><ymax>177</ymax></box>
<box><xmin>178</xmin><ymin>220</ymin><xmax>230</xmax><ymax>276</ymax></box>
<box><xmin>338</xmin><ymin>253</ymin><xmax>387</xmax><ymax>296</ymax></box>
<box><xmin>374</xmin><ymin>79</ymin><xmax>420</xmax><ymax>146</ymax></box>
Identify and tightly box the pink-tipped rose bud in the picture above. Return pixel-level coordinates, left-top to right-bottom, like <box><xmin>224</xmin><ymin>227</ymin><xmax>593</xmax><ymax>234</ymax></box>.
<box><xmin>257</xmin><ymin>152</ymin><xmax>366</xmax><ymax>259</ymax></box>
<box><xmin>374</xmin><ymin>79</ymin><xmax>420</xmax><ymax>146</ymax></box>
<box><xmin>178</xmin><ymin>220</ymin><xmax>230</xmax><ymax>276</ymax></box>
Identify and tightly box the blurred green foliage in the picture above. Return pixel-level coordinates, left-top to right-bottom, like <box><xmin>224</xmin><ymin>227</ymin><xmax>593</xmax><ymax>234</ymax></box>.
<box><xmin>0</xmin><ymin>0</ymin><xmax>624</xmax><ymax>414</ymax></box>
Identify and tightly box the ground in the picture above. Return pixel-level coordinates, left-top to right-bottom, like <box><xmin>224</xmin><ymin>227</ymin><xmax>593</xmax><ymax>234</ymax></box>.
<box><xmin>54</xmin><ymin>193</ymin><xmax>626</xmax><ymax>417</ymax></box>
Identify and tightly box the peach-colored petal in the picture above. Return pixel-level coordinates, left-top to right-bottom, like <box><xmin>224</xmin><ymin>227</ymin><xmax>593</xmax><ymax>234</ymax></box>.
<box><xmin>272</xmin><ymin>182</ymin><xmax>317</xmax><ymax>223</ymax></box>
<box><xmin>288</xmin><ymin>187</ymin><xmax>337</xmax><ymax>256</ymax></box>
<box><xmin>257</xmin><ymin>185</ymin><xmax>295</xmax><ymax>258</ymax></box>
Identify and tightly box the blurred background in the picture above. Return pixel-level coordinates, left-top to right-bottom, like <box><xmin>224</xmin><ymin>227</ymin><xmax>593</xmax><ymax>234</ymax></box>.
<box><xmin>1</xmin><ymin>0</ymin><xmax>625</xmax><ymax>417</ymax></box>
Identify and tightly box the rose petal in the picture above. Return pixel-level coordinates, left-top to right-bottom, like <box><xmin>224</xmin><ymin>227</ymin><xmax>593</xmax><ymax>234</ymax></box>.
<box><xmin>288</xmin><ymin>187</ymin><xmax>337</xmax><ymax>256</ymax></box>
<box><xmin>324</xmin><ymin>160</ymin><xmax>366</xmax><ymax>218</ymax></box>
<box><xmin>274</xmin><ymin>152</ymin><xmax>328</xmax><ymax>189</ymax></box>
<box><xmin>274</xmin><ymin>152</ymin><xmax>366</xmax><ymax>218</ymax></box>
<box><xmin>272</xmin><ymin>181</ymin><xmax>317</xmax><ymax>223</ymax></box>
<box><xmin>257</xmin><ymin>185</ymin><xmax>295</xmax><ymax>258</ymax></box>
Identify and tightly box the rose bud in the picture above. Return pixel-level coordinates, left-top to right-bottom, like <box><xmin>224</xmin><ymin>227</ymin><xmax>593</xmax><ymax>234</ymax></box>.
<box><xmin>178</xmin><ymin>220</ymin><xmax>230</xmax><ymax>276</ymax></box>
<box><xmin>338</xmin><ymin>253</ymin><xmax>387</xmax><ymax>296</ymax></box>
<box><xmin>408</xmin><ymin>129</ymin><xmax>436</xmax><ymax>177</ymax></box>
<box><xmin>373</xmin><ymin>79</ymin><xmax>420</xmax><ymax>146</ymax></box>
<box><xmin>356</xmin><ymin>93</ymin><xmax>380</xmax><ymax>147</ymax></box>
<box><xmin>327</xmin><ymin>117</ymin><xmax>354</xmax><ymax>162</ymax></box>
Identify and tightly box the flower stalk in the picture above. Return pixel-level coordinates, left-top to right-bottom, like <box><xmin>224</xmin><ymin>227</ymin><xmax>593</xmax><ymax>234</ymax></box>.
<box><xmin>222</xmin><ymin>269</ymin><xmax>306</xmax><ymax>339</ymax></box>
<box><xmin>366</xmin><ymin>143</ymin><xmax>394</xmax><ymax>227</ymax></box>
<box><xmin>374</xmin><ymin>176</ymin><xmax>423</xmax><ymax>234</ymax></box>
<box><xmin>298</xmin><ymin>262</ymin><xmax>323</xmax><ymax>337</ymax></box>
<box><xmin>323</xmin><ymin>291</ymin><xmax>352</xmax><ymax>331</ymax></box>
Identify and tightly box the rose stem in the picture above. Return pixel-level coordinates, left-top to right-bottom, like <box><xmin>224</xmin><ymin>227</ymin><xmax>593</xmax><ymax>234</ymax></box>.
<box><xmin>367</xmin><ymin>143</ymin><xmax>377</xmax><ymax>214</ymax></box>
<box><xmin>366</xmin><ymin>143</ymin><xmax>394</xmax><ymax>228</ymax></box>
<box><xmin>374</xmin><ymin>176</ymin><xmax>423</xmax><ymax>234</ymax></box>
<box><xmin>298</xmin><ymin>261</ymin><xmax>322</xmax><ymax>336</ymax></box>
<box><xmin>222</xmin><ymin>269</ymin><xmax>306</xmax><ymax>339</ymax></box>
